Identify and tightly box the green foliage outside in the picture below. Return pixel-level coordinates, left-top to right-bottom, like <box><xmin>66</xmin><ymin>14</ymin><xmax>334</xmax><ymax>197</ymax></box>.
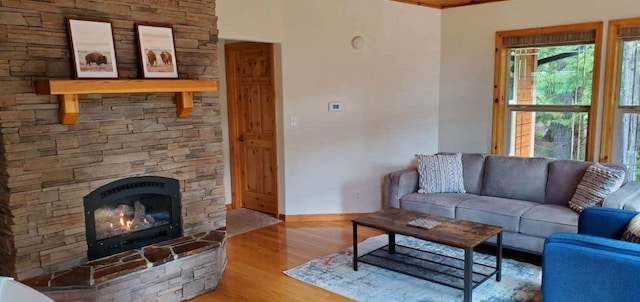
<box><xmin>535</xmin><ymin>45</ymin><xmax>594</xmax><ymax>106</ymax></box>
<box><xmin>509</xmin><ymin>45</ymin><xmax>594</xmax><ymax>160</ymax></box>
<box><xmin>509</xmin><ymin>41</ymin><xmax>640</xmax><ymax>179</ymax></box>
<box><xmin>620</xmin><ymin>40</ymin><xmax>640</xmax><ymax>180</ymax></box>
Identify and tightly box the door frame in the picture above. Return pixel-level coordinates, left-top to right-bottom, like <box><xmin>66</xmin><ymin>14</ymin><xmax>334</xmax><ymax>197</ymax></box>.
<box><xmin>224</xmin><ymin>42</ymin><xmax>280</xmax><ymax>216</ymax></box>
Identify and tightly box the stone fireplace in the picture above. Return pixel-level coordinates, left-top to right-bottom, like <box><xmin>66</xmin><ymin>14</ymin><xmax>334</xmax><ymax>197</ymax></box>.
<box><xmin>0</xmin><ymin>0</ymin><xmax>226</xmax><ymax>299</ymax></box>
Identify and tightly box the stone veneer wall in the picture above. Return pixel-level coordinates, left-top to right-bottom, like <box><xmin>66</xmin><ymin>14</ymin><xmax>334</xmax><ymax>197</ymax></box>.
<box><xmin>0</xmin><ymin>0</ymin><xmax>224</xmax><ymax>280</ymax></box>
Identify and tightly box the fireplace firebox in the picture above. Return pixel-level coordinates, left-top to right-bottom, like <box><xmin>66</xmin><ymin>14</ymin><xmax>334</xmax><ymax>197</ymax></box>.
<box><xmin>84</xmin><ymin>176</ymin><xmax>182</xmax><ymax>260</ymax></box>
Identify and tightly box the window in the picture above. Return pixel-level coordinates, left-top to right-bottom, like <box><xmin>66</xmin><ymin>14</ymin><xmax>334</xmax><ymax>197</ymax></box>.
<box><xmin>492</xmin><ymin>22</ymin><xmax>603</xmax><ymax>161</ymax></box>
<box><xmin>600</xmin><ymin>18</ymin><xmax>640</xmax><ymax>180</ymax></box>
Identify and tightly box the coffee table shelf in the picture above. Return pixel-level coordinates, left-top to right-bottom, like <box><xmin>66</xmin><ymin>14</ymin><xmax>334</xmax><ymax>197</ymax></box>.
<box><xmin>359</xmin><ymin>244</ymin><xmax>499</xmax><ymax>292</ymax></box>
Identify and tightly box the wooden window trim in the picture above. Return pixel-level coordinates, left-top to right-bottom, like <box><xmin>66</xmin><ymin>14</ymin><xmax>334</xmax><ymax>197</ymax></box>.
<box><xmin>492</xmin><ymin>22</ymin><xmax>603</xmax><ymax>161</ymax></box>
<box><xmin>599</xmin><ymin>18</ymin><xmax>640</xmax><ymax>163</ymax></box>
<box><xmin>508</xmin><ymin>105</ymin><xmax>591</xmax><ymax>112</ymax></box>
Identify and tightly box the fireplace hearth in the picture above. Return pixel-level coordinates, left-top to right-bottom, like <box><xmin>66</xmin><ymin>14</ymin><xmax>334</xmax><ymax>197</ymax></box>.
<box><xmin>84</xmin><ymin>176</ymin><xmax>182</xmax><ymax>260</ymax></box>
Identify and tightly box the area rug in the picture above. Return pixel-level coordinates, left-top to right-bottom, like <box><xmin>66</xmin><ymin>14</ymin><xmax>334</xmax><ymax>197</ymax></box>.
<box><xmin>225</xmin><ymin>208</ymin><xmax>281</xmax><ymax>237</ymax></box>
<box><xmin>284</xmin><ymin>235</ymin><xmax>541</xmax><ymax>302</ymax></box>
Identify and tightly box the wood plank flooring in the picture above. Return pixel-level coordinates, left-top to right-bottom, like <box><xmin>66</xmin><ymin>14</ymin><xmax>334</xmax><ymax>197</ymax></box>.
<box><xmin>187</xmin><ymin>221</ymin><xmax>382</xmax><ymax>302</ymax></box>
<box><xmin>187</xmin><ymin>220</ymin><xmax>541</xmax><ymax>301</ymax></box>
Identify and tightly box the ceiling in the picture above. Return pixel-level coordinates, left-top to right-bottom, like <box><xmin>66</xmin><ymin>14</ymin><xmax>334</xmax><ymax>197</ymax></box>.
<box><xmin>392</xmin><ymin>0</ymin><xmax>509</xmax><ymax>9</ymax></box>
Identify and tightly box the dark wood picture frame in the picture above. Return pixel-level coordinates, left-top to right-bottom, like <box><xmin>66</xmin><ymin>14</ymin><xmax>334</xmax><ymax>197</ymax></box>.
<box><xmin>135</xmin><ymin>24</ymin><xmax>178</xmax><ymax>78</ymax></box>
<box><xmin>67</xmin><ymin>18</ymin><xmax>119</xmax><ymax>79</ymax></box>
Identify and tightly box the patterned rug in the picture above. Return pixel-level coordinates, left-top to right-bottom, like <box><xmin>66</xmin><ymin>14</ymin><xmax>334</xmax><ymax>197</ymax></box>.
<box><xmin>284</xmin><ymin>235</ymin><xmax>542</xmax><ymax>302</ymax></box>
<box><xmin>226</xmin><ymin>208</ymin><xmax>281</xmax><ymax>237</ymax></box>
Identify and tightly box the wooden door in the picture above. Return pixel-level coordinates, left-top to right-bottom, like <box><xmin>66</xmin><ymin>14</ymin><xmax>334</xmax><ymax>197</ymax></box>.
<box><xmin>225</xmin><ymin>42</ymin><xmax>279</xmax><ymax>215</ymax></box>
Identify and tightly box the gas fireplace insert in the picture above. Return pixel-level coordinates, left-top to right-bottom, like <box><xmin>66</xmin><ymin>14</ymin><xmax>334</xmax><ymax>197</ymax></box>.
<box><xmin>84</xmin><ymin>176</ymin><xmax>182</xmax><ymax>260</ymax></box>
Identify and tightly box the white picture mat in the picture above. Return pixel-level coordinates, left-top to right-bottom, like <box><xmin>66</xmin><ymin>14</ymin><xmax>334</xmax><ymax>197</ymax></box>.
<box><xmin>137</xmin><ymin>25</ymin><xmax>178</xmax><ymax>78</ymax></box>
<box><xmin>68</xmin><ymin>19</ymin><xmax>118</xmax><ymax>78</ymax></box>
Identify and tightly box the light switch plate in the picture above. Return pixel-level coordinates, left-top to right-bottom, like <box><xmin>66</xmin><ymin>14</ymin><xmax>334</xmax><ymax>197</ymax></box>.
<box><xmin>328</xmin><ymin>102</ymin><xmax>343</xmax><ymax>112</ymax></box>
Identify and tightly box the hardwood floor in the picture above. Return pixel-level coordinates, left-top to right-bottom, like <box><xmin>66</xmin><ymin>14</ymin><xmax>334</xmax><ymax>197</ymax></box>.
<box><xmin>187</xmin><ymin>220</ymin><xmax>541</xmax><ymax>301</ymax></box>
<box><xmin>187</xmin><ymin>221</ymin><xmax>383</xmax><ymax>302</ymax></box>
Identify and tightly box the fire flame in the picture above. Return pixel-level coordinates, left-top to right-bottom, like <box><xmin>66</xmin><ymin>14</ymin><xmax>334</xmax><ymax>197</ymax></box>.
<box><xmin>118</xmin><ymin>212</ymin><xmax>132</xmax><ymax>230</ymax></box>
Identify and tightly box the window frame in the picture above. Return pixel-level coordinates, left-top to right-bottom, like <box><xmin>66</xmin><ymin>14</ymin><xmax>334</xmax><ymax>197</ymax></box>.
<box><xmin>492</xmin><ymin>22</ymin><xmax>603</xmax><ymax>161</ymax></box>
<box><xmin>599</xmin><ymin>18</ymin><xmax>640</xmax><ymax>163</ymax></box>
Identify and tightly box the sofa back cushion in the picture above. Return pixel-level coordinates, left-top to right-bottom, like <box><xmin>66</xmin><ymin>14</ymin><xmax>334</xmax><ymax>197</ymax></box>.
<box><xmin>545</xmin><ymin>160</ymin><xmax>592</xmax><ymax>205</ymax></box>
<box><xmin>481</xmin><ymin>155</ymin><xmax>548</xmax><ymax>203</ymax></box>
<box><xmin>546</xmin><ymin>160</ymin><xmax>628</xmax><ymax>205</ymax></box>
<box><xmin>461</xmin><ymin>153</ymin><xmax>486</xmax><ymax>195</ymax></box>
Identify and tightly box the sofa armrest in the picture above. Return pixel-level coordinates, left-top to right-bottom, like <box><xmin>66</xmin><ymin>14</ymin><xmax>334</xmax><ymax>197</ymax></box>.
<box><xmin>542</xmin><ymin>232</ymin><xmax>640</xmax><ymax>302</ymax></box>
<box><xmin>384</xmin><ymin>168</ymin><xmax>418</xmax><ymax>208</ymax></box>
<box><xmin>603</xmin><ymin>181</ymin><xmax>640</xmax><ymax>210</ymax></box>
<box><xmin>578</xmin><ymin>207</ymin><xmax>637</xmax><ymax>238</ymax></box>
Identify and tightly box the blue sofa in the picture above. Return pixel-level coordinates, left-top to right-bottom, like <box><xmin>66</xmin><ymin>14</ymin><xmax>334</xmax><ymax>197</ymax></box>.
<box><xmin>542</xmin><ymin>207</ymin><xmax>640</xmax><ymax>301</ymax></box>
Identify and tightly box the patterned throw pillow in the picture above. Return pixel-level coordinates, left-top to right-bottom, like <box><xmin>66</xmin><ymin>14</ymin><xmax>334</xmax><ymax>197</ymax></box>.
<box><xmin>569</xmin><ymin>163</ymin><xmax>625</xmax><ymax>213</ymax></box>
<box><xmin>622</xmin><ymin>214</ymin><xmax>640</xmax><ymax>243</ymax></box>
<box><xmin>415</xmin><ymin>153</ymin><xmax>465</xmax><ymax>194</ymax></box>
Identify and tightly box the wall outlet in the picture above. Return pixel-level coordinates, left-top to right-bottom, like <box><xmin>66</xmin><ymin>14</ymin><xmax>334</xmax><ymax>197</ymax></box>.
<box><xmin>355</xmin><ymin>191</ymin><xmax>360</xmax><ymax>200</ymax></box>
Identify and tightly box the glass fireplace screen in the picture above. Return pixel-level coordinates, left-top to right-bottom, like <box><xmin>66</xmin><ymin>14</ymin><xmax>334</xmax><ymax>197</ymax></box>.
<box><xmin>93</xmin><ymin>194</ymin><xmax>171</xmax><ymax>241</ymax></box>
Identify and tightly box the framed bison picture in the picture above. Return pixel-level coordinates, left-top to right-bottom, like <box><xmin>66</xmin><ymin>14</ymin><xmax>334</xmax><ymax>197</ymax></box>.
<box><xmin>67</xmin><ymin>18</ymin><xmax>119</xmax><ymax>79</ymax></box>
<box><xmin>136</xmin><ymin>24</ymin><xmax>178</xmax><ymax>78</ymax></box>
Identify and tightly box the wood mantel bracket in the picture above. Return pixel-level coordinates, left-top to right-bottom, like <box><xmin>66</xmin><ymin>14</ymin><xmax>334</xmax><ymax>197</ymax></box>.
<box><xmin>34</xmin><ymin>79</ymin><xmax>218</xmax><ymax>124</ymax></box>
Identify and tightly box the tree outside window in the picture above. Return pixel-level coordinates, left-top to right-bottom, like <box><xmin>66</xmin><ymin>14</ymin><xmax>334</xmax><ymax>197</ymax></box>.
<box><xmin>600</xmin><ymin>19</ymin><xmax>640</xmax><ymax>181</ymax></box>
<box><xmin>508</xmin><ymin>45</ymin><xmax>594</xmax><ymax>160</ymax></box>
<box><xmin>493</xmin><ymin>22</ymin><xmax>602</xmax><ymax>162</ymax></box>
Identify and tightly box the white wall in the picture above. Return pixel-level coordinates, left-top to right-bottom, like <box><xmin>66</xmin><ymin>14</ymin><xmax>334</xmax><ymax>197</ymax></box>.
<box><xmin>216</xmin><ymin>0</ymin><xmax>441</xmax><ymax>214</ymax></box>
<box><xmin>216</xmin><ymin>0</ymin><xmax>284</xmax><ymax>42</ymax></box>
<box><xmin>215</xmin><ymin>42</ymin><xmax>231</xmax><ymax>205</ymax></box>
<box><xmin>216</xmin><ymin>0</ymin><xmax>286</xmax><ymax>205</ymax></box>
<box><xmin>280</xmin><ymin>0</ymin><xmax>441</xmax><ymax>214</ymax></box>
<box><xmin>439</xmin><ymin>0</ymin><xmax>640</xmax><ymax>154</ymax></box>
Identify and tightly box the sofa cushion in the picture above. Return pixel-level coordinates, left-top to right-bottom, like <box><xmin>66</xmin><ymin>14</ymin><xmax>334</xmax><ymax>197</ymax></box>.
<box><xmin>481</xmin><ymin>156</ymin><xmax>548</xmax><ymax>203</ymax></box>
<box><xmin>416</xmin><ymin>153</ymin><xmax>465</xmax><ymax>194</ymax></box>
<box><xmin>399</xmin><ymin>193</ymin><xmax>476</xmax><ymax>218</ymax></box>
<box><xmin>569</xmin><ymin>163</ymin><xmax>625</xmax><ymax>213</ymax></box>
<box><xmin>622</xmin><ymin>214</ymin><xmax>640</xmax><ymax>243</ymax></box>
<box><xmin>455</xmin><ymin>196</ymin><xmax>538</xmax><ymax>232</ymax></box>
<box><xmin>461</xmin><ymin>153</ymin><xmax>486</xmax><ymax>195</ymax></box>
<box><xmin>545</xmin><ymin>160</ymin><xmax>592</xmax><ymax>206</ymax></box>
<box><xmin>520</xmin><ymin>204</ymin><xmax>578</xmax><ymax>238</ymax></box>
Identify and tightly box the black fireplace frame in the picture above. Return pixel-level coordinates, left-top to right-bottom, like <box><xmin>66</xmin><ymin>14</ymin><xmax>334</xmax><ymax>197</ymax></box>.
<box><xmin>84</xmin><ymin>176</ymin><xmax>182</xmax><ymax>260</ymax></box>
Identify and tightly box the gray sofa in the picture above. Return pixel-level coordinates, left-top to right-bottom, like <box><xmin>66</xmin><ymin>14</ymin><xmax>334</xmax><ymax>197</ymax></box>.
<box><xmin>384</xmin><ymin>153</ymin><xmax>640</xmax><ymax>254</ymax></box>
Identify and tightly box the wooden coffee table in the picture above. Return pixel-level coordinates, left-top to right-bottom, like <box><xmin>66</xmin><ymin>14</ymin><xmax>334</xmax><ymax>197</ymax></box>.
<box><xmin>352</xmin><ymin>208</ymin><xmax>503</xmax><ymax>302</ymax></box>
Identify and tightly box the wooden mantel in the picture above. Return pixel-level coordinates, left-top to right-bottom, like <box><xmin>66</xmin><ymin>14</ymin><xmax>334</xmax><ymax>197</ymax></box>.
<box><xmin>34</xmin><ymin>79</ymin><xmax>218</xmax><ymax>124</ymax></box>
